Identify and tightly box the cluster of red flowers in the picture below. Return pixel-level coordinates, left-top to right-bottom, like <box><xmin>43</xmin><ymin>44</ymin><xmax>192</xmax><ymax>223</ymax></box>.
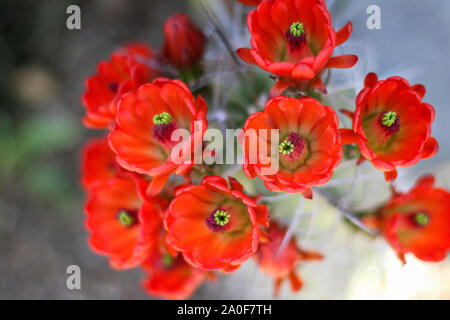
<box><xmin>80</xmin><ymin>0</ymin><xmax>449</xmax><ymax>299</ymax></box>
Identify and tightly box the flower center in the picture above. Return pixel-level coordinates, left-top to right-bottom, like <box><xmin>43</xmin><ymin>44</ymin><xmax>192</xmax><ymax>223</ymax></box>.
<box><xmin>162</xmin><ymin>253</ymin><xmax>174</xmax><ymax>268</ymax></box>
<box><xmin>152</xmin><ymin>112</ymin><xmax>177</xmax><ymax>144</ymax></box>
<box><xmin>413</xmin><ymin>211</ymin><xmax>430</xmax><ymax>227</ymax></box>
<box><xmin>381</xmin><ymin>111</ymin><xmax>397</xmax><ymax>127</ymax></box>
<box><xmin>117</xmin><ymin>209</ymin><xmax>137</xmax><ymax>227</ymax></box>
<box><xmin>214</xmin><ymin>209</ymin><xmax>230</xmax><ymax>226</ymax></box>
<box><xmin>279</xmin><ymin>132</ymin><xmax>306</xmax><ymax>159</ymax></box>
<box><xmin>285</xmin><ymin>22</ymin><xmax>306</xmax><ymax>50</ymax></box>
<box><xmin>379</xmin><ymin>111</ymin><xmax>400</xmax><ymax>136</ymax></box>
<box><xmin>289</xmin><ymin>22</ymin><xmax>305</xmax><ymax>37</ymax></box>
<box><xmin>205</xmin><ymin>209</ymin><xmax>231</xmax><ymax>232</ymax></box>
<box><xmin>153</xmin><ymin>112</ymin><xmax>172</xmax><ymax>125</ymax></box>
<box><xmin>279</xmin><ymin>140</ymin><xmax>294</xmax><ymax>155</ymax></box>
<box><xmin>108</xmin><ymin>82</ymin><xmax>118</xmax><ymax>93</ymax></box>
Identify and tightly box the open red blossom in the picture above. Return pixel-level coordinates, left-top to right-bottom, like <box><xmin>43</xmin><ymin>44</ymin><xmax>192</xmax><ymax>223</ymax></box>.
<box><xmin>85</xmin><ymin>176</ymin><xmax>162</xmax><ymax>269</ymax></box>
<box><xmin>256</xmin><ymin>222</ymin><xmax>323</xmax><ymax>296</ymax></box>
<box><xmin>237</xmin><ymin>0</ymin><xmax>357</xmax><ymax>96</ymax></box>
<box><xmin>81</xmin><ymin>137</ymin><xmax>124</xmax><ymax>188</ymax></box>
<box><xmin>141</xmin><ymin>198</ymin><xmax>214</xmax><ymax>300</ymax></box>
<box><xmin>238</xmin><ymin>0</ymin><xmax>263</xmax><ymax>5</ymax></box>
<box><xmin>108</xmin><ymin>78</ymin><xmax>208</xmax><ymax>197</ymax></box>
<box><xmin>243</xmin><ymin>96</ymin><xmax>342</xmax><ymax>197</ymax></box>
<box><xmin>163</xmin><ymin>14</ymin><xmax>206</xmax><ymax>70</ymax></box>
<box><xmin>377</xmin><ymin>175</ymin><xmax>450</xmax><ymax>263</ymax></box>
<box><xmin>82</xmin><ymin>43</ymin><xmax>158</xmax><ymax>129</ymax></box>
<box><xmin>164</xmin><ymin>176</ymin><xmax>270</xmax><ymax>272</ymax></box>
<box><xmin>340</xmin><ymin>73</ymin><xmax>439</xmax><ymax>182</ymax></box>
<box><xmin>142</xmin><ymin>246</ymin><xmax>214</xmax><ymax>300</ymax></box>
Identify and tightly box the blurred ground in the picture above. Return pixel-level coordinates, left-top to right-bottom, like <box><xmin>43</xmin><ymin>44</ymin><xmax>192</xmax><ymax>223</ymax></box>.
<box><xmin>0</xmin><ymin>0</ymin><xmax>449</xmax><ymax>299</ymax></box>
<box><xmin>0</xmin><ymin>0</ymin><xmax>187</xmax><ymax>299</ymax></box>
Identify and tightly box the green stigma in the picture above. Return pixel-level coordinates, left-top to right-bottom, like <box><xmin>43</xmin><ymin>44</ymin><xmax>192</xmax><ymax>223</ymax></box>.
<box><xmin>414</xmin><ymin>212</ymin><xmax>430</xmax><ymax>227</ymax></box>
<box><xmin>162</xmin><ymin>253</ymin><xmax>174</xmax><ymax>268</ymax></box>
<box><xmin>118</xmin><ymin>210</ymin><xmax>135</xmax><ymax>227</ymax></box>
<box><xmin>214</xmin><ymin>210</ymin><xmax>230</xmax><ymax>227</ymax></box>
<box><xmin>289</xmin><ymin>22</ymin><xmax>305</xmax><ymax>37</ymax></box>
<box><xmin>279</xmin><ymin>139</ymin><xmax>294</xmax><ymax>155</ymax></box>
<box><xmin>381</xmin><ymin>111</ymin><xmax>397</xmax><ymax>127</ymax></box>
<box><xmin>153</xmin><ymin>112</ymin><xmax>172</xmax><ymax>125</ymax></box>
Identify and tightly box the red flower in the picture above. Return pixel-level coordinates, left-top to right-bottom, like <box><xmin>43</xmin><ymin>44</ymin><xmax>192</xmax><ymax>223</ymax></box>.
<box><xmin>163</xmin><ymin>14</ymin><xmax>206</xmax><ymax>70</ymax></box>
<box><xmin>85</xmin><ymin>176</ymin><xmax>162</xmax><ymax>269</ymax></box>
<box><xmin>238</xmin><ymin>0</ymin><xmax>263</xmax><ymax>5</ymax></box>
<box><xmin>142</xmin><ymin>248</ymin><xmax>213</xmax><ymax>300</ymax></box>
<box><xmin>377</xmin><ymin>175</ymin><xmax>450</xmax><ymax>263</ymax></box>
<box><xmin>256</xmin><ymin>222</ymin><xmax>323</xmax><ymax>296</ymax></box>
<box><xmin>243</xmin><ymin>96</ymin><xmax>342</xmax><ymax>197</ymax></box>
<box><xmin>82</xmin><ymin>43</ymin><xmax>158</xmax><ymax>129</ymax></box>
<box><xmin>340</xmin><ymin>73</ymin><xmax>439</xmax><ymax>182</ymax></box>
<box><xmin>164</xmin><ymin>176</ymin><xmax>270</xmax><ymax>272</ymax></box>
<box><xmin>237</xmin><ymin>0</ymin><xmax>357</xmax><ymax>96</ymax></box>
<box><xmin>108</xmin><ymin>78</ymin><xmax>208</xmax><ymax>197</ymax></box>
<box><xmin>81</xmin><ymin>137</ymin><xmax>123</xmax><ymax>188</ymax></box>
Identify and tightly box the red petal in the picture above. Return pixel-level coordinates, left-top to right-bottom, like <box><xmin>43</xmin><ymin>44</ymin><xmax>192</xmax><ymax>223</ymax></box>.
<box><xmin>236</xmin><ymin>48</ymin><xmax>256</xmax><ymax>65</ymax></box>
<box><xmin>339</xmin><ymin>128</ymin><xmax>358</xmax><ymax>145</ymax></box>
<box><xmin>288</xmin><ymin>271</ymin><xmax>303</xmax><ymax>292</ymax></box>
<box><xmin>273</xmin><ymin>278</ymin><xmax>283</xmax><ymax>297</ymax></box>
<box><xmin>360</xmin><ymin>216</ymin><xmax>380</xmax><ymax>230</ymax></box>
<box><xmin>421</xmin><ymin>137</ymin><xmax>439</xmax><ymax>159</ymax></box>
<box><xmin>228</xmin><ymin>176</ymin><xmax>244</xmax><ymax>192</ymax></box>
<box><xmin>146</xmin><ymin>172</ymin><xmax>172</xmax><ymax>197</ymax></box>
<box><xmin>269</xmin><ymin>80</ymin><xmax>291</xmax><ymax>98</ymax></box>
<box><xmin>384</xmin><ymin>169</ymin><xmax>398</xmax><ymax>182</ymax></box>
<box><xmin>414</xmin><ymin>175</ymin><xmax>435</xmax><ymax>189</ymax></box>
<box><xmin>324</xmin><ymin>55</ymin><xmax>358</xmax><ymax>69</ymax></box>
<box><xmin>291</xmin><ymin>64</ymin><xmax>315</xmax><ymax>79</ymax></box>
<box><xmin>302</xmin><ymin>189</ymin><xmax>313</xmax><ymax>199</ymax></box>
<box><xmin>356</xmin><ymin>156</ymin><xmax>366</xmax><ymax>165</ymax></box>
<box><xmin>202</xmin><ymin>175</ymin><xmax>229</xmax><ymax>190</ymax></box>
<box><xmin>310</xmin><ymin>77</ymin><xmax>327</xmax><ymax>94</ymax></box>
<box><xmin>254</xmin><ymin>204</ymin><xmax>270</xmax><ymax>228</ymax></box>
<box><xmin>364</xmin><ymin>72</ymin><xmax>378</xmax><ymax>88</ymax></box>
<box><xmin>259</xmin><ymin>228</ymin><xmax>271</xmax><ymax>243</ymax></box>
<box><xmin>372</xmin><ymin>158</ymin><xmax>395</xmax><ymax>172</ymax></box>
<box><xmin>299</xmin><ymin>250</ymin><xmax>323</xmax><ymax>261</ymax></box>
<box><xmin>411</xmin><ymin>84</ymin><xmax>426</xmax><ymax>99</ymax></box>
<box><xmin>335</xmin><ymin>21</ymin><xmax>353</xmax><ymax>46</ymax></box>
<box><xmin>340</xmin><ymin>109</ymin><xmax>354</xmax><ymax>120</ymax></box>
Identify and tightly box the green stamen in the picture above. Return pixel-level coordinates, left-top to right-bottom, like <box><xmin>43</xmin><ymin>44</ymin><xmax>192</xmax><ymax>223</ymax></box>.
<box><xmin>289</xmin><ymin>22</ymin><xmax>305</xmax><ymax>37</ymax></box>
<box><xmin>381</xmin><ymin>111</ymin><xmax>397</xmax><ymax>127</ymax></box>
<box><xmin>153</xmin><ymin>112</ymin><xmax>172</xmax><ymax>125</ymax></box>
<box><xmin>118</xmin><ymin>210</ymin><xmax>135</xmax><ymax>227</ymax></box>
<box><xmin>214</xmin><ymin>210</ymin><xmax>230</xmax><ymax>227</ymax></box>
<box><xmin>279</xmin><ymin>139</ymin><xmax>294</xmax><ymax>155</ymax></box>
<box><xmin>162</xmin><ymin>253</ymin><xmax>174</xmax><ymax>268</ymax></box>
<box><xmin>414</xmin><ymin>212</ymin><xmax>430</xmax><ymax>227</ymax></box>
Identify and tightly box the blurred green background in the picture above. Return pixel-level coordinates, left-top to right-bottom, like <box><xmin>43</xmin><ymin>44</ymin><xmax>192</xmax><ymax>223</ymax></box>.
<box><xmin>0</xmin><ymin>0</ymin><xmax>450</xmax><ymax>299</ymax></box>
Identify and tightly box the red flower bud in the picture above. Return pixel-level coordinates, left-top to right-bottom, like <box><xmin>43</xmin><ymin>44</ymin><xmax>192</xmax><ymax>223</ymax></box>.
<box><xmin>163</xmin><ymin>14</ymin><xmax>206</xmax><ymax>70</ymax></box>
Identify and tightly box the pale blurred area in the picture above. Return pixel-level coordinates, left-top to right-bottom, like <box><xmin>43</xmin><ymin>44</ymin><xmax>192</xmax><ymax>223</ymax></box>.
<box><xmin>196</xmin><ymin>164</ymin><xmax>450</xmax><ymax>300</ymax></box>
<box><xmin>0</xmin><ymin>0</ymin><xmax>449</xmax><ymax>299</ymax></box>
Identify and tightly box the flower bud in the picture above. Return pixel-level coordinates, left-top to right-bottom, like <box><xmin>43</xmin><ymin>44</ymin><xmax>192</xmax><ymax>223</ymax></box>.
<box><xmin>163</xmin><ymin>14</ymin><xmax>206</xmax><ymax>70</ymax></box>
